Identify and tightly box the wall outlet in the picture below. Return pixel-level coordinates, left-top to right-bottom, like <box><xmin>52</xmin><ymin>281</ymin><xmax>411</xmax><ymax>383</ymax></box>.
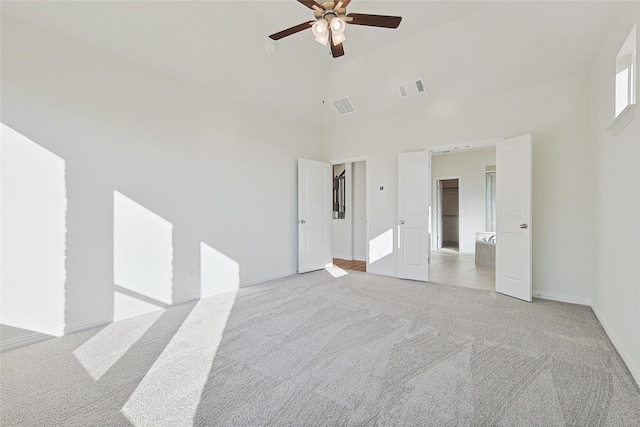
<box><xmin>187</xmin><ymin>267</ymin><xmax>193</xmax><ymax>278</ymax></box>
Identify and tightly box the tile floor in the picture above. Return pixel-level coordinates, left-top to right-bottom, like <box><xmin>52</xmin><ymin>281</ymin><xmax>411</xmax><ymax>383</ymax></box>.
<box><xmin>430</xmin><ymin>248</ymin><xmax>495</xmax><ymax>291</ymax></box>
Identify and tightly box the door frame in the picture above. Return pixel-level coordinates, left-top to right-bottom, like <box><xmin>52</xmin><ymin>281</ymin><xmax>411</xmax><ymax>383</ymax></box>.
<box><xmin>426</xmin><ymin>137</ymin><xmax>505</xmax><ymax>284</ymax></box>
<box><xmin>331</xmin><ymin>155</ymin><xmax>370</xmax><ymax>271</ymax></box>
<box><xmin>428</xmin><ymin>137</ymin><xmax>504</xmax><ymax>252</ymax></box>
<box><xmin>432</xmin><ymin>175</ymin><xmax>463</xmax><ymax>251</ymax></box>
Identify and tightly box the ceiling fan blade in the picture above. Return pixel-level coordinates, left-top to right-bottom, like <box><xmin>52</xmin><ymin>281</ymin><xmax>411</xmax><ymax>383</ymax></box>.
<box><xmin>330</xmin><ymin>32</ymin><xmax>345</xmax><ymax>58</ymax></box>
<box><xmin>341</xmin><ymin>0</ymin><xmax>352</xmax><ymax>8</ymax></box>
<box><xmin>269</xmin><ymin>21</ymin><xmax>314</xmax><ymax>40</ymax></box>
<box><xmin>297</xmin><ymin>0</ymin><xmax>324</xmax><ymax>11</ymax></box>
<box><xmin>346</xmin><ymin>13</ymin><xmax>402</xmax><ymax>29</ymax></box>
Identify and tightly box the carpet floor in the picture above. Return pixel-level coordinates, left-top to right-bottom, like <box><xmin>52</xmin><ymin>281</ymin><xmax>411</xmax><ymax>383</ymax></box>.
<box><xmin>1</xmin><ymin>270</ymin><xmax>640</xmax><ymax>426</ymax></box>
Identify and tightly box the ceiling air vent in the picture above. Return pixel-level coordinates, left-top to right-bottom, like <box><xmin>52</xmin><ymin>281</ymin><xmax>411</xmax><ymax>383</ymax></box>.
<box><xmin>398</xmin><ymin>79</ymin><xmax>426</xmax><ymax>98</ymax></box>
<box><xmin>332</xmin><ymin>97</ymin><xmax>356</xmax><ymax>116</ymax></box>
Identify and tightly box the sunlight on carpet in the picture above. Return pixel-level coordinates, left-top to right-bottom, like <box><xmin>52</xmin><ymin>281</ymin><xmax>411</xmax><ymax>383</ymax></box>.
<box><xmin>121</xmin><ymin>289</ymin><xmax>237</xmax><ymax>426</ymax></box>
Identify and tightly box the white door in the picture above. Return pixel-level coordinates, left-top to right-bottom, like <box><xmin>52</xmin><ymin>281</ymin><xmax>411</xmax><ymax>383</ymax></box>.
<box><xmin>298</xmin><ymin>159</ymin><xmax>332</xmax><ymax>273</ymax></box>
<box><xmin>398</xmin><ymin>151</ymin><xmax>431</xmax><ymax>281</ymax></box>
<box><xmin>496</xmin><ymin>134</ymin><xmax>532</xmax><ymax>301</ymax></box>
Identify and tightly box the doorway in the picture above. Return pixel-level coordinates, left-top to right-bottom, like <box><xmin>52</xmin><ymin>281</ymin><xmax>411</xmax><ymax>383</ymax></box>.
<box><xmin>429</xmin><ymin>147</ymin><xmax>497</xmax><ymax>291</ymax></box>
<box><xmin>439</xmin><ymin>178</ymin><xmax>460</xmax><ymax>251</ymax></box>
<box><xmin>331</xmin><ymin>159</ymin><xmax>368</xmax><ymax>272</ymax></box>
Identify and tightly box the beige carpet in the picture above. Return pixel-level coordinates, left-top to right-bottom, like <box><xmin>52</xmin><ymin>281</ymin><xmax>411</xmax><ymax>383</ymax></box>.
<box><xmin>2</xmin><ymin>270</ymin><xmax>640</xmax><ymax>426</ymax></box>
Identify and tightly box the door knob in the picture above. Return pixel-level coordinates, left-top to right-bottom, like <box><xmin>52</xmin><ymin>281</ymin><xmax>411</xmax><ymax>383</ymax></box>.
<box><xmin>399</xmin><ymin>220</ymin><xmax>405</xmax><ymax>225</ymax></box>
<box><xmin>300</xmin><ymin>220</ymin><xmax>306</xmax><ymax>224</ymax></box>
<box><xmin>520</xmin><ymin>223</ymin><xmax>528</xmax><ymax>229</ymax></box>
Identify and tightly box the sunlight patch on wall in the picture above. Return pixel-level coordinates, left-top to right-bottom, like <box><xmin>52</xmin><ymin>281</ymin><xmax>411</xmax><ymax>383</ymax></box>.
<box><xmin>368</xmin><ymin>228</ymin><xmax>394</xmax><ymax>264</ymax></box>
<box><xmin>113</xmin><ymin>191</ymin><xmax>173</xmax><ymax>319</ymax></box>
<box><xmin>72</xmin><ymin>310</ymin><xmax>164</xmax><ymax>381</ymax></box>
<box><xmin>0</xmin><ymin>123</ymin><xmax>67</xmax><ymax>340</ymax></box>
<box><xmin>121</xmin><ymin>289</ymin><xmax>238</xmax><ymax>426</ymax></box>
<box><xmin>200</xmin><ymin>242</ymin><xmax>239</xmax><ymax>297</ymax></box>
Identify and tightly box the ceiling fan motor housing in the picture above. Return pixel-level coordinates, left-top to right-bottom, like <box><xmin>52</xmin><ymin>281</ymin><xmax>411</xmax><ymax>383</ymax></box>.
<box><xmin>315</xmin><ymin>2</ymin><xmax>347</xmax><ymax>22</ymax></box>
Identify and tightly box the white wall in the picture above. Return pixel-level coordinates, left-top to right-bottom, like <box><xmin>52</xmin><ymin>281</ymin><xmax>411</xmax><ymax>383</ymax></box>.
<box><xmin>352</xmin><ymin>161</ymin><xmax>366</xmax><ymax>262</ymax></box>
<box><xmin>322</xmin><ymin>75</ymin><xmax>594</xmax><ymax>303</ymax></box>
<box><xmin>432</xmin><ymin>149</ymin><xmax>496</xmax><ymax>253</ymax></box>
<box><xmin>1</xmin><ymin>16</ymin><xmax>322</xmax><ymax>350</ymax></box>
<box><xmin>1</xmin><ymin>125</ymin><xmax>67</xmax><ymax>345</ymax></box>
<box><xmin>589</xmin><ymin>1</ymin><xmax>640</xmax><ymax>385</ymax></box>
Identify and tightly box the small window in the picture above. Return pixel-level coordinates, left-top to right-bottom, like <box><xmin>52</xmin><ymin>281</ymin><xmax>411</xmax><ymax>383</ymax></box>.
<box><xmin>615</xmin><ymin>25</ymin><xmax>636</xmax><ymax>118</ymax></box>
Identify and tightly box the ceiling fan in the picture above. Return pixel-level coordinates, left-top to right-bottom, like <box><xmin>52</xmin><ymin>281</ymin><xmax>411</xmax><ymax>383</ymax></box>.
<box><xmin>268</xmin><ymin>0</ymin><xmax>402</xmax><ymax>58</ymax></box>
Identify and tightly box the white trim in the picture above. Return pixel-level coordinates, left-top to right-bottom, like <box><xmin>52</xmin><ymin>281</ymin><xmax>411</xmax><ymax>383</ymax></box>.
<box><xmin>1</xmin><ymin>318</ymin><xmax>111</xmax><ymax>353</ymax></box>
<box><xmin>1</xmin><ymin>333</ymin><xmax>56</xmax><ymax>353</ymax></box>
<box><xmin>1</xmin><ymin>270</ymin><xmax>296</xmax><ymax>353</ymax></box>
<box><xmin>64</xmin><ymin>318</ymin><xmax>113</xmax><ymax>335</ymax></box>
<box><xmin>112</xmin><ymin>305</ymin><xmax>165</xmax><ymax>323</ymax></box>
<box><xmin>608</xmin><ymin>104</ymin><xmax>636</xmax><ymax>136</ymax></box>
<box><xmin>428</xmin><ymin>136</ymin><xmax>505</xmax><ymax>154</ymax></box>
<box><xmin>330</xmin><ymin>154</ymin><xmax>370</xmax><ymax>165</ymax></box>
<box><xmin>591</xmin><ymin>305</ymin><xmax>640</xmax><ymax>388</ymax></box>
<box><xmin>239</xmin><ymin>270</ymin><xmax>296</xmax><ymax>288</ymax></box>
<box><xmin>532</xmin><ymin>290</ymin><xmax>591</xmax><ymax>306</ymax></box>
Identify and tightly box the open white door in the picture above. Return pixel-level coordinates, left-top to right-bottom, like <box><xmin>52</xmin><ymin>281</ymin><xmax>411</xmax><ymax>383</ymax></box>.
<box><xmin>298</xmin><ymin>159</ymin><xmax>332</xmax><ymax>273</ymax></box>
<box><xmin>398</xmin><ymin>151</ymin><xmax>431</xmax><ymax>281</ymax></box>
<box><xmin>496</xmin><ymin>134</ymin><xmax>532</xmax><ymax>301</ymax></box>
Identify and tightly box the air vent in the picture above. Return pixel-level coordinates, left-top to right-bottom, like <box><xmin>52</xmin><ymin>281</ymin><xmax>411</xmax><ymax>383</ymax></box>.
<box><xmin>332</xmin><ymin>97</ymin><xmax>356</xmax><ymax>116</ymax></box>
<box><xmin>398</xmin><ymin>79</ymin><xmax>426</xmax><ymax>98</ymax></box>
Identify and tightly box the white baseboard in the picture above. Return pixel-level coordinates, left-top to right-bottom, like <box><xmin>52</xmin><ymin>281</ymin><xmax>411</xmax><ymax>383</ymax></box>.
<box><xmin>368</xmin><ymin>270</ymin><xmax>398</xmax><ymax>279</ymax></box>
<box><xmin>0</xmin><ymin>317</ymin><xmax>111</xmax><ymax>352</ymax></box>
<box><xmin>111</xmin><ymin>305</ymin><xmax>167</xmax><ymax>324</ymax></box>
<box><xmin>591</xmin><ymin>305</ymin><xmax>640</xmax><ymax>388</ymax></box>
<box><xmin>241</xmin><ymin>270</ymin><xmax>296</xmax><ymax>288</ymax></box>
<box><xmin>0</xmin><ymin>332</ymin><xmax>56</xmax><ymax>353</ymax></box>
<box><xmin>1</xmin><ymin>271</ymin><xmax>297</xmax><ymax>353</ymax></box>
<box><xmin>532</xmin><ymin>290</ymin><xmax>591</xmax><ymax>306</ymax></box>
<box><xmin>64</xmin><ymin>318</ymin><xmax>112</xmax><ymax>335</ymax></box>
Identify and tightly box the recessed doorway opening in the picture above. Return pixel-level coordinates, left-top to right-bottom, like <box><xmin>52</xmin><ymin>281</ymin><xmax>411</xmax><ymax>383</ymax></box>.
<box><xmin>438</xmin><ymin>178</ymin><xmax>460</xmax><ymax>251</ymax></box>
<box><xmin>331</xmin><ymin>158</ymin><xmax>368</xmax><ymax>273</ymax></box>
<box><xmin>430</xmin><ymin>146</ymin><xmax>497</xmax><ymax>292</ymax></box>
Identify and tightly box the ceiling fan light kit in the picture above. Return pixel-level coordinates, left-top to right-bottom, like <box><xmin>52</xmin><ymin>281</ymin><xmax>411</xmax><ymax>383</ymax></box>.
<box><xmin>269</xmin><ymin>0</ymin><xmax>402</xmax><ymax>58</ymax></box>
<box><xmin>312</xmin><ymin>19</ymin><xmax>329</xmax><ymax>46</ymax></box>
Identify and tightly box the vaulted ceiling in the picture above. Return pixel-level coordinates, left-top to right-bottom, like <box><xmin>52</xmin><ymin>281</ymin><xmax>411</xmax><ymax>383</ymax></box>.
<box><xmin>2</xmin><ymin>1</ymin><xmax>621</xmax><ymax>129</ymax></box>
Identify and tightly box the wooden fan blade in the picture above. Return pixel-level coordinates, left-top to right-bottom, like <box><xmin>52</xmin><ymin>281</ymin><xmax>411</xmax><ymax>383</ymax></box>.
<box><xmin>341</xmin><ymin>0</ymin><xmax>352</xmax><ymax>8</ymax></box>
<box><xmin>297</xmin><ymin>0</ymin><xmax>324</xmax><ymax>11</ymax></box>
<box><xmin>346</xmin><ymin>13</ymin><xmax>402</xmax><ymax>28</ymax></box>
<box><xmin>330</xmin><ymin>32</ymin><xmax>345</xmax><ymax>58</ymax></box>
<box><xmin>269</xmin><ymin>21</ymin><xmax>314</xmax><ymax>40</ymax></box>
